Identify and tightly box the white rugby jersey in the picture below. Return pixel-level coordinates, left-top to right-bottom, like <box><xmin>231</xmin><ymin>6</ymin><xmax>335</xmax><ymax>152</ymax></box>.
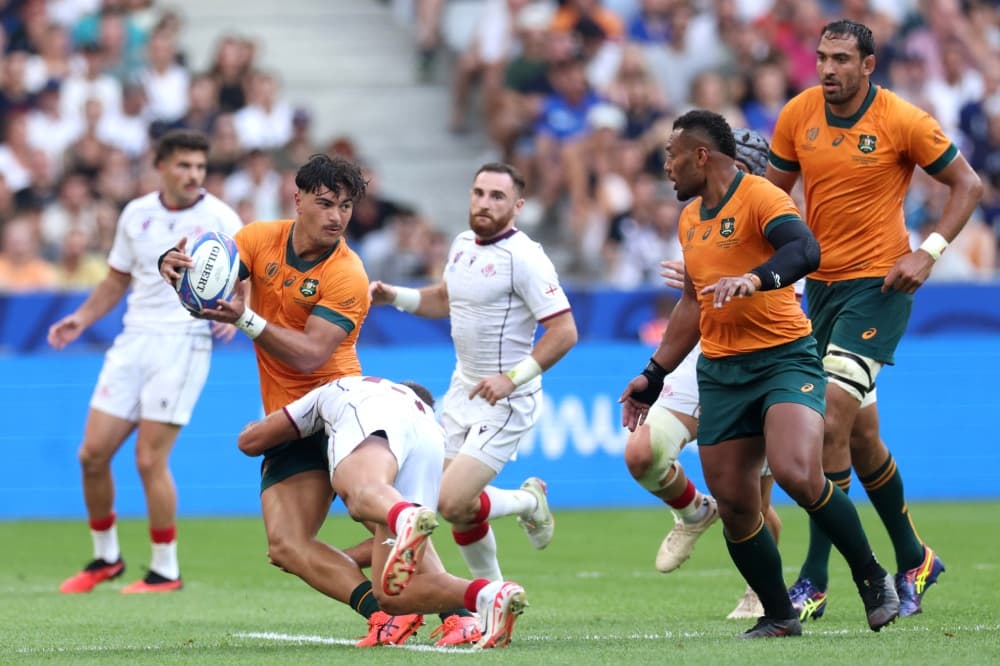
<box><xmin>284</xmin><ymin>376</ymin><xmax>437</xmax><ymax>439</ymax></box>
<box><xmin>107</xmin><ymin>190</ymin><xmax>242</xmax><ymax>334</ymax></box>
<box><xmin>443</xmin><ymin>228</ymin><xmax>571</xmax><ymax>387</ymax></box>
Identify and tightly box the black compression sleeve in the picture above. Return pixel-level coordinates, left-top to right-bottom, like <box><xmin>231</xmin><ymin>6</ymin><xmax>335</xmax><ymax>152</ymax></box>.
<box><xmin>748</xmin><ymin>218</ymin><xmax>820</xmax><ymax>290</ymax></box>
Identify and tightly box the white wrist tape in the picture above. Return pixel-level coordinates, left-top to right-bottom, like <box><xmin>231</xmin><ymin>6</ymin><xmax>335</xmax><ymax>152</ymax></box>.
<box><xmin>392</xmin><ymin>287</ymin><xmax>421</xmax><ymax>313</ymax></box>
<box><xmin>505</xmin><ymin>357</ymin><xmax>542</xmax><ymax>387</ymax></box>
<box><xmin>234</xmin><ymin>307</ymin><xmax>267</xmax><ymax>340</ymax></box>
<box><xmin>919</xmin><ymin>232</ymin><xmax>949</xmax><ymax>261</ymax></box>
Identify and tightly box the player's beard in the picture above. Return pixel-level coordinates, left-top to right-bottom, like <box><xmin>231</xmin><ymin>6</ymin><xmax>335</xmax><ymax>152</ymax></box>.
<box><xmin>822</xmin><ymin>73</ymin><xmax>861</xmax><ymax>106</ymax></box>
<box><xmin>469</xmin><ymin>208</ymin><xmax>515</xmax><ymax>240</ymax></box>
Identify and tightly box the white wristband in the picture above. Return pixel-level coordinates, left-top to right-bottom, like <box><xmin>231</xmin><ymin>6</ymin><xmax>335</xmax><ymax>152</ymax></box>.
<box><xmin>392</xmin><ymin>287</ymin><xmax>421</xmax><ymax>313</ymax></box>
<box><xmin>234</xmin><ymin>307</ymin><xmax>267</xmax><ymax>340</ymax></box>
<box><xmin>919</xmin><ymin>232</ymin><xmax>949</xmax><ymax>261</ymax></box>
<box><xmin>505</xmin><ymin>357</ymin><xmax>542</xmax><ymax>387</ymax></box>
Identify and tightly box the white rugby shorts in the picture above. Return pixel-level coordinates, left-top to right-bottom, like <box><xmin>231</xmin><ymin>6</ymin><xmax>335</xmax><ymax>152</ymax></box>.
<box><xmin>90</xmin><ymin>331</ymin><xmax>211</xmax><ymax>426</ymax></box>
<box><xmin>440</xmin><ymin>377</ymin><xmax>543</xmax><ymax>473</ymax></box>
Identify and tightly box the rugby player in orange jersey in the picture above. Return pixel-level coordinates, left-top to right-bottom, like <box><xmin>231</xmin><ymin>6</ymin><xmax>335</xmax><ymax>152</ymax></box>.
<box><xmin>620</xmin><ymin>109</ymin><xmax>899</xmax><ymax>638</ymax></box>
<box><xmin>767</xmin><ymin>19</ymin><xmax>983</xmax><ymax>619</ymax></box>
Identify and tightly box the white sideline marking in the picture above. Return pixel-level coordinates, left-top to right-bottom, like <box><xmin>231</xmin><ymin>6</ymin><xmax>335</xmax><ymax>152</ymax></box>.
<box><xmin>12</xmin><ymin>624</ymin><xmax>1000</xmax><ymax>655</ymax></box>
<box><xmin>233</xmin><ymin>632</ymin><xmax>473</xmax><ymax>653</ymax></box>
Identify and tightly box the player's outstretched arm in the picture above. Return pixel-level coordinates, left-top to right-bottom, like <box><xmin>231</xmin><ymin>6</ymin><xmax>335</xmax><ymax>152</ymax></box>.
<box><xmin>369</xmin><ymin>280</ymin><xmax>450</xmax><ymax>318</ymax></box>
<box><xmin>238</xmin><ymin>409</ymin><xmax>302</xmax><ymax>457</ymax></box>
<box><xmin>47</xmin><ymin>269</ymin><xmax>131</xmax><ymax>350</ymax></box>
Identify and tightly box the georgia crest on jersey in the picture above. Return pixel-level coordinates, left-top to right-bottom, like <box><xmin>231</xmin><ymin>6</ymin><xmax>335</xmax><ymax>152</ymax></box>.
<box><xmin>443</xmin><ymin>228</ymin><xmax>571</xmax><ymax>386</ymax></box>
<box><xmin>107</xmin><ymin>190</ymin><xmax>242</xmax><ymax>334</ymax></box>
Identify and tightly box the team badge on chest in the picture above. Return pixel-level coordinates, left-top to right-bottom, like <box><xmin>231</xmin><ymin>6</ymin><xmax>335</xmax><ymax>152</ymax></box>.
<box><xmin>300</xmin><ymin>278</ymin><xmax>319</xmax><ymax>297</ymax></box>
<box><xmin>858</xmin><ymin>134</ymin><xmax>877</xmax><ymax>153</ymax></box>
<box><xmin>720</xmin><ymin>217</ymin><xmax>735</xmax><ymax>237</ymax></box>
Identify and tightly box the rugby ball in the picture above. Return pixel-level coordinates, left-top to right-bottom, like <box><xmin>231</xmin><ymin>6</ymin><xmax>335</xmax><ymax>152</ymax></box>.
<box><xmin>175</xmin><ymin>231</ymin><xmax>240</xmax><ymax>314</ymax></box>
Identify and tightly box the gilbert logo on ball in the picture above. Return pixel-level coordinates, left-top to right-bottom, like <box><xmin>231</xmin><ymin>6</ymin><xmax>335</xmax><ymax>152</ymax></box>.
<box><xmin>176</xmin><ymin>231</ymin><xmax>240</xmax><ymax>313</ymax></box>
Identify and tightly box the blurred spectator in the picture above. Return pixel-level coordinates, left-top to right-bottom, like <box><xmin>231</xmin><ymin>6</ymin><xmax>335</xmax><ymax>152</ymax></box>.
<box><xmin>17</xmin><ymin>151</ymin><xmax>58</xmax><ymax>210</ymax></box>
<box><xmin>97</xmin><ymin>82</ymin><xmax>148</xmax><ymax>157</ymax></box>
<box><xmin>0</xmin><ymin>216</ymin><xmax>58</xmax><ymax>291</ymax></box>
<box><xmin>0</xmin><ymin>111</ymin><xmax>38</xmax><ymax>193</ymax></box>
<box><xmin>48</xmin><ymin>0</ymin><xmax>102</xmax><ymax>29</ymax></box>
<box><xmin>7</xmin><ymin>0</ymin><xmax>49</xmax><ymax>54</ymax></box>
<box><xmin>53</xmin><ymin>225</ymin><xmax>106</xmax><ymax>289</ymax></box>
<box><xmin>179</xmin><ymin>73</ymin><xmax>220</xmax><ymax>136</ymax></box>
<box><xmin>40</xmin><ymin>170</ymin><xmax>97</xmax><ymax>257</ymax></box>
<box><xmin>140</xmin><ymin>25</ymin><xmax>189</xmax><ymax>125</ymax></box>
<box><xmin>208</xmin><ymin>34</ymin><xmax>255</xmax><ymax>112</ymax></box>
<box><xmin>360</xmin><ymin>208</ymin><xmax>435</xmax><ymax>283</ymax></box>
<box><xmin>94</xmin><ymin>7</ymin><xmax>146</xmax><ymax>83</ymax></box>
<box><xmin>924</xmin><ymin>38</ymin><xmax>984</xmax><ymax>139</ymax></box>
<box><xmin>233</xmin><ymin>69</ymin><xmax>293</xmax><ymax>150</ymax></box>
<box><xmin>643</xmin><ymin>2</ymin><xmax>725</xmax><ymax>110</ymax></box>
<box><xmin>347</xmin><ymin>164</ymin><xmax>410</xmax><ymax>244</ymax></box>
<box><xmin>551</xmin><ymin>0</ymin><xmax>624</xmax><ymax>40</ymax></box>
<box><xmin>206</xmin><ymin>113</ymin><xmax>243</xmax><ymax>175</ymax></box>
<box><xmin>59</xmin><ymin>41</ymin><xmax>123</xmax><ymax>123</ymax></box>
<box><xmin>448</xmin><ymin>0</ymin><xmax>531</xmax><ymax>134</ymax></box>
<box><xmin>754</xmin><ymin>0</ymin><xmax>824</xmax><ymax>91</ymax></box>
<box><xmin>23</xmin><ymin>22</ymin><xmax>84</xmax><ymax>93</ymax></box>
<box><xmin>415</xmin><ymin>0</ymin><xmax>445</xmax><ymax>81</ymax></box>
<box><xmin>531</xmin><ymin>53</ymin><xmax>603</xmax><ymax>208</ymax></box>
<box><xmin>603</xmin><ymin>174</ymin><xmax>681</xmax><ymax>287</ymax></box>
<box><xmin>224</xmin><ymin>149</ymin><xmax>281</xmax><ymax>221</ymax></box>
<box><xmin>94</xmin><ymin>147</ymin><xmax>134</xmax><ymax>208</ymax></box>
<box><xmin>62</xmin><ymin>98</ymin><xmax>110</xmax><ymax>180</ymax></box>
<box><xmin>888</xmin><ymin>49</ymin><xmax>935</xmax><ymax>113</ymax></box>
<box><xmin>740</xmin><ymin>57</ymin><xmax>789</xmax><ymax>138</ymax></box>
<box><xmin>26</xmin><ymin>80</ymin><xmax>83</xmax><ymax>174</ymax></box>
<box><xmin>687</xmin><ymin>70</ymin><xmax>745</xmax><ymax>130</ymax></box>
<box><xmin>487</xmin><ymin>3</ymin><xmax>555</xmax><ymax>159</ymax></box>
<box><xmin>0</xmin><ymin>52</ymin><xmax>36</xmax><ymax>118</ymax></box>
<box><xmin>625</xmin><ymin>0</ymin><xmax>672</xmax><ymax>44</ymax></box>
<box><xmin>0</xmin><ymin>173</ymin><xmax>16</xmax><ymax>222</ymax></box>
<box><xmin>234</xmin><ymin>197</ymin><xmax>256</xmax><ymax>226</ymax></box>
<box><xmin>92</xmin><ymin>196</ymin><xmax>118</xmax><ymax>254</ymax></box>
<box><xmin>272</xmin><ymin>108</ymin><xmax>316</xmax><ymax>171</ymax></box>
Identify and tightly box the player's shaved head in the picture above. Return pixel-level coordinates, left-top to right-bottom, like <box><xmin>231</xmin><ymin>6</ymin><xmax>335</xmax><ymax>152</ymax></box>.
<box><xmin>672</xmin><ymin>110</ymin><xmax>737</xmax><ymax>159</ymax></box>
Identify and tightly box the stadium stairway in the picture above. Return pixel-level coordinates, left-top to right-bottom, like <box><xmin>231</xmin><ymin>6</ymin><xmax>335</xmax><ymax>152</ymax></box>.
<box><xmin>176</xmin><ymin>0</ymin><xmax>493</xmax><ymax>235</ymax></box>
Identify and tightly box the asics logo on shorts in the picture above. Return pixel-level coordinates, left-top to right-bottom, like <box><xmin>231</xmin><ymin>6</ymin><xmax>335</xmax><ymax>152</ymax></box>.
<box><xmin>862</xmin><ymin>328</ymin><xmax>878</xmax><ymax>340</ymax></box>
<box><xmin>801</xmin><ymin>383</ymin><xmax>814</xmax><ymax>393</ymax></box>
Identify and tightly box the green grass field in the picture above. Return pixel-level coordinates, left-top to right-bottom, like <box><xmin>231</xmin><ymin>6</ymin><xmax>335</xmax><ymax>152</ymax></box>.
<box><xmin>2</xmin><ymin>502</ymin><xmax>998</xmax><ymax>664</ymax></box>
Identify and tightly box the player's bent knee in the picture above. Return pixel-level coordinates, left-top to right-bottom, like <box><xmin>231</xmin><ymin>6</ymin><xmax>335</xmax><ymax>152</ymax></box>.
<box><xmin>823</xmin><ymin>344</ymin><xmax>882</xmax><ymax>402</ymax></box>
<box><xmin>437</xmin><ymin>495</ymin><xmax>475</xmax><ymax>525</ymax></box>
<box><xmin>77</xmin><ymin>443</ymin><xmax>113</xmax><ymax>473</ymax></box>
<box><xmin>633</xmin><ymin>408</ymin><xmax>691</xmax><ymax>493</ymax></box>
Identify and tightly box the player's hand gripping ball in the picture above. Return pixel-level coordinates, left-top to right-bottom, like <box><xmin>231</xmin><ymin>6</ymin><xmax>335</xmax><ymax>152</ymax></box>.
<box><xmin>175</xmin><ymin>231</ymin><xmax>240</xmax><ymax>314</ymax></box>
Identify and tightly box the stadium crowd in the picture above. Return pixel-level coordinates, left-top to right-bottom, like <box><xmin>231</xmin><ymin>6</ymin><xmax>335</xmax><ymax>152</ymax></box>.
<box><xmin>0</xmin><ymin>0</ymin><xmax>997</xmax><ymax>293</ymax></box>
<box><xmin>422</xmin><ymin>0</ymin><xmax>1000</xmax><ymax>284</ymax></box>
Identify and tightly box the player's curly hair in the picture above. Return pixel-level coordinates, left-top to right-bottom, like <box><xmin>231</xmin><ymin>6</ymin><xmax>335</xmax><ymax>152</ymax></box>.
<box><xmin>154</xmin><ymin>129</ymin><xmax>209</xmax><ymax>165</ymax></box>
<box><xmin>673</xmin><ymin>110</ymin><xmax>736</xmax><ymax>159</ymax></box>
<box><xmin>296</xmin><ymin>153</ymin><xmax>368</xmax><ymax>202</ymax></box>
<box><xmin>731</xmin><ymin>128</ymin><xmax>770</xmax><ymax>177</ymax></box>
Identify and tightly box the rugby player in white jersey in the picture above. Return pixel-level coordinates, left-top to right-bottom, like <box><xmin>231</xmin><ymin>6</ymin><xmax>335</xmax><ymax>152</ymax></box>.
<box><xmin>370</xmin><ymin>163</ymin><xmax>577</xmax><ymax>640</ymax></box>
<box><xmin>237</xmin><ymin>376</ymin><xmax>528</xmax><ymax>649</ymax></box>
<box><xmin>48</xmin><ymin>129</ymin><xmax>242</xmax><ymax>594</ymax></box>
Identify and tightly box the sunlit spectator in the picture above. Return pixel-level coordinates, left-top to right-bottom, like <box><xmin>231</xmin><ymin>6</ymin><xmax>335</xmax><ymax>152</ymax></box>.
<box><xmin>179</xmin><ymin>73</ymin><xmax>220</xmax><ymax>136</ymax></box>
<box><xmin>233</xmin><ymin>69</ymin><xmax>293</xmax><ymax>150</ymax></box>
<box><xmin>0</xmin><ymin>111</ymin><xmax>39</xmax><ymax>192</ymax></box>
<box><xmin>0</xmin><ymin>217</ymin><xmax>58</xmax><ymax>292</ymax></box>
<box><xmin>40</xmin><ymin>171</ymin><xmax>98</xmax><ymax>256</ymax></box>
<box><xmin>24</xmin><ymin>22</ymin><xmax>85</xmax><ymax>92</ymax></box>
<box><xmin>208</xmin><ymin>34</ymin><xmax>255</xmax><ymax>112</ymax></box>
<box><xmin>26</xmin><ymin>80</ymin><xmax>84</xmax><ymax>175</ymax></box>
<box><xmin>224</xmin><ymin>149</ymin><xmax>282</xmax><ymax>221</ymax></box>
<box><xmin>59</xmin><ymin>42</ymin><xmax>123</xmax><ymax>123</ymax></box>
<box><xmin>54</xmin><ymin>225</ymin><xmax>106</xmax><ymax>289</ymax></box>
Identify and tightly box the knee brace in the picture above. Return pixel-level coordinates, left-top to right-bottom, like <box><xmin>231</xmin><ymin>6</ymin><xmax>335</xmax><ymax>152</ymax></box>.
<box><xmin>823</xmin><ymin>343</ymin><xmax>882</xmax><ymax>402</ymax></box>
<box><xmin>636</xmin><ymin>407</ymin><xmax>693</xmax><ymax>493</ymax></box>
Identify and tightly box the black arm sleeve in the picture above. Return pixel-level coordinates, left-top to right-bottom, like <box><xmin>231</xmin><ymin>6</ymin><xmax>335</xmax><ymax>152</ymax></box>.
<box><xmin>748</xmin><ymin>218</ymin><xmax>820</xmax><ymax>290</ymax></box>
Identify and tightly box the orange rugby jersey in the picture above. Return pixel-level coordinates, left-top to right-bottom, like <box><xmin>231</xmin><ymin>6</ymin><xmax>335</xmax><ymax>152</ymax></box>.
<box><xmin>679</xmin><ymin>171</ymin><xmax>813</xmax><ymax>358</ymax></box>
<box><xmin>770</xmin><ymin>84</ymin><xmax>957</xmax><ymax>282</ymax></box>
<box><xmin>235</xmin><ymin>220</ymin><xmax>369</xmax><ymax>412</ymax></box>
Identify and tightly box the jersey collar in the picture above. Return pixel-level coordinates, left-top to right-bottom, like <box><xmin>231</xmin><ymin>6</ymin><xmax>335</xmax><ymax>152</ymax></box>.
<box><xmin>700</xmin><ymin>170</ymin><xmax>744</xmax><ymax>221</ymax></box>
<box><xmin>158</xmin><ymin>190</ymin><xmax>206</xmax><ymax>211</ymax></box>
<box><xmin>475</xmin><ymin>227</ymin><xmax>519</xmax><ymax>245</ymax></box>
<box><xmin>285</xmin><ymin>223</ymin><xmax>339</xmax><ymax>271</ymax></box>
<box><xmin>825</xmin><ymin>82</ymin><xmax>878</xmax><ymax>129</ymax></box>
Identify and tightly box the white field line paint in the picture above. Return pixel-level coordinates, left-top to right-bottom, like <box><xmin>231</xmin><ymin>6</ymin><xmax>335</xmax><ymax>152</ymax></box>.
<box><xmin>10</xmin><ymin>624</ymin><xmax>1000</xmax><ymax>656</ymax></box>
<box><xmin>233</xmin><ymin>632</ymin><xmax>471</xmax><ymax>653</ymax></box>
